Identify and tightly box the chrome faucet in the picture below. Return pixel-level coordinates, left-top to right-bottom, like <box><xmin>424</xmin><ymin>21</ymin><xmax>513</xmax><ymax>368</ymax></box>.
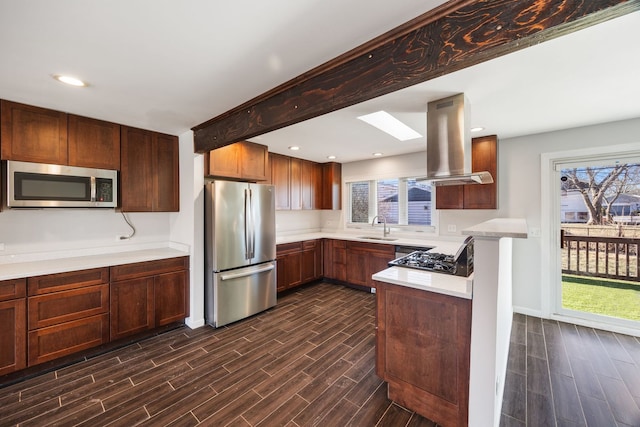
<box><xmin>371</xmin><ymin>215</ymin><xmax>390</xmax><ymax>237</ymax></box>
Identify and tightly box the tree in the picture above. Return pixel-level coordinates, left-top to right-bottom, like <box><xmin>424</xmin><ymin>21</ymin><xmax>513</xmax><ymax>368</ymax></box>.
<box><xmin>563</xmin><ymin>164</ymin><xmax>630</xmax><ymax>225</ymax></box>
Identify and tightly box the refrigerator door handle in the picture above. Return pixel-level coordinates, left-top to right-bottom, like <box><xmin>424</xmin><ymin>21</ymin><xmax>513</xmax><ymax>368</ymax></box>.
<box><xmin>244</xmin><ymin>188</ymin><xmax>251</xmax><ymax>259</ymax></box>
<box><xmin>248</xmin><ymin>188</ymin><xmax>255</xmax><ymax>259</ymax></box>
<box><xmin>219</xmin><ymin>263</ymin><xmax>275</xmax><ymax>281</ymax></box>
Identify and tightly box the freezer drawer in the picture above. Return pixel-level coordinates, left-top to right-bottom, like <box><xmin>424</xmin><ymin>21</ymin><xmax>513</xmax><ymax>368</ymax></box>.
<box><xmin>206</xmin><ymin>261</ymin><xmax>277</xmax><ymax>327</ymax></box>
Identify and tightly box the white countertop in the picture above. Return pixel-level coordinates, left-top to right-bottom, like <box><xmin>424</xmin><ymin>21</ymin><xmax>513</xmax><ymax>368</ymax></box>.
<box><xmin>462</xmin><ymin>218</ymin><xmax>528</xmax><ymax>239</ymax></box>
<box><xmin>276</xmin><ymin>231</ymin><xmax>467</xmax><ymax>255</ymax></box>
<box><xmin>0</xmin><ymin>246</ymin><xmax>190</xmax><ymax>281</ymax></box>
<box><xmin>372</xmin><ymin>266</ymin><xmax>473</xmax><ymax>299</ymax></box>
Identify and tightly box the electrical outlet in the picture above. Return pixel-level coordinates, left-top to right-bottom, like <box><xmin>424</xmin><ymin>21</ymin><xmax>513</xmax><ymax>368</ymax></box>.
<box><xmin>447</xmin><ymin>224</ymin><xmax>457</xmax><ymax>232</ymax></box>
<box><xmin>529</xmin><ymin>227</ymin><xmax>541</xmax><ymax>238</ymax></box>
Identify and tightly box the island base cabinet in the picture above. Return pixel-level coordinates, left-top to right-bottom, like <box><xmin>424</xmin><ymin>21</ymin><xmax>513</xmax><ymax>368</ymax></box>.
<box><xmin>375</xmin><ymin>281</ymin><xmax>471</xmax><ymax>427</ymax></box>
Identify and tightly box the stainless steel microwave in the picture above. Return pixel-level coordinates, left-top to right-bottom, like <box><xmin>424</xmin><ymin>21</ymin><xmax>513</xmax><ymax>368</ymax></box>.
<box><xmin>5</xmin><ymin>160</ymin><xmax>118</xmax><ymax>208</ymax></box>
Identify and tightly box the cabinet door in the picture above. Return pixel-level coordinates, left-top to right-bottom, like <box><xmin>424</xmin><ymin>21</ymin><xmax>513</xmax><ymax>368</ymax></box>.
<box><xmin>270</xmin><ymin>153</ymin><xmax>291</xmax><ymax>210</ymax></box>
<box><xmin>110</xmin><ymin>277</ymin><xmax>154</xmax><ymax>340</ymax></box>
<box><xmin>68</xmin><ymin>114</ymin><xmax>120</xmax><ymax>170</ymax></box>
<box><xmin>301</xmin><ymin>160</ymin><xmax>321</xmax><ymax>210</ymax></box>
<box><xmin>464</xmin><ymin>135</ymin><xmax>498</xmax><ymax>209</ymax></box>
<box><xmin>436</xmin><ymin>135</ymin><xmax>498</xmax><ymax>210</ymax></box>
<box><xmin>240</xmin><ymin>141</ymin><xmax>269</xmax><ymax>181</ymax></box>
<box><xmin>154</xmin><ymin>270</ymin><xmax>188</xmax><ymax>326</ymax></box>
<box><xmin>321</xmin><ymin>162</ymin><xmax>342</xmax><ymax>210</ymax></box>
<box><xmin>332</xmin><ymin>240</ymin><xmax>347</xmax><ymax>282</ymax></box>
<box><xmin>290</xmin><ymin>157</ymin><xmax>302</xmax><ymax>210</ymax></box>
<box><xmin>366</xmin><ymin>245</ymin><xmax>395</xmax><ymax>288</ymax></box>
<box><xmin>301</xmin><ymin>241</ymin><xmax>318</xmax><ymax>283</ymax></box>
<box><xmin>153</xmin><ymin>132</ymin><xmax>180</xmax><ymax>212</ymax></box>
<box><xmin>209</xmin><ymin>143</ymin><xmax>241</xmax><ymax>178</ymax></box>
<box><xmin>0</xmin><ymin>299</ymin><xmax>26</xmax><ymax>375</ymax></box>
<box><xmin>0</xmin><ymin>100</ymin><xmax>68</xmax><ymax>164</ymax></box>
<box><xmin>346</xmin><ymin>250</ymin><xmax>369</xmax><ymax>286</ymax></box>
<box><xmin>120</xmin><ymin>126</ymin><xmax>154</xmax><ymax>211</ymax></box>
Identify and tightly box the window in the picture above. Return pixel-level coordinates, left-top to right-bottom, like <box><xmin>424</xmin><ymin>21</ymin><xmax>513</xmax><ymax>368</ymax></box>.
<box><xmin>348</xmin><ymin>177</ymin><xmax>433</xmax><ymax>228</ymax></box>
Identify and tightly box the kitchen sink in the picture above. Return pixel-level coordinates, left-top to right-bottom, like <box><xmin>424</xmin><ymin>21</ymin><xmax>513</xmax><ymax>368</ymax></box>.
<box><xmin>358</xmin><ymin>236</ymin><xmax>398</xmax><ymax>241</ymax></box>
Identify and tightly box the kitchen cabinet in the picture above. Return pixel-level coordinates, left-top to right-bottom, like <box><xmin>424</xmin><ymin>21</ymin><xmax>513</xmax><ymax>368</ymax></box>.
<box><xmin>68</xmin><ymin>114</ymin><xmax>120</xmax><ymax>170</ymax></box>
<box><xmin>276</xmin><ymin>240</ymin><xmax>322</xmax><ymax>292</ymax></box>
<box><xmin>375</xmin><ymin>281</ymin><xmax>471</xmax><ymax>427</ymax></box>
<box><xmin>436</xmin><ymin>135</ymin><xmax>498</xmax><ymax>210</ymax></box>
<box><xmin>0</xmin><ymin>100</ymin><xmax>121</xmax><ymax>170</ymax></box>
<box><xmin>323</xmin><ymin>239</ymin><xmax>347</xmax><ymax>282</ymax></box>
<box><xmin>120</xmin><ymin>126</ymin><xmax>180</xmax><ymax>212</ymax></box>
<box><xmin>206</xmin><ymin>140</ymin><xmax>269</xmax><ymax>182</ymax></box>
<box><xmin>290</xmin><ymin>157</ymin><xmax>302</xmax><ymax>210</ymax></box>
<box><xmin>26</xmin><ymin>268</ymin><xmax>110</xmax><ymax>366</ymax></box>
<box><xmin>302</xmin><ymin>159</ymin><xmax>322</xmax><ymax>209</ymax></box>
<box><xmin>1</xmin><ymin>99</ymin><xmax>68</xmax><ymax>164</ymax></box>
<box><xmin>0</xmin><ymin>279</ymin><xmax>26</xmax><ymax>375</ymax></box>
<box><xmin>110</xmin><ymin>256</ymin><xmax>189</xmax><ymax>340</ymax></box>
<box><xmin>345</xmin><ymin>241</ymin><xmax>395</xmax><ymax>288</ymax></box>
<box><xmin>270</xmin><ymin>152</ymin><xmax>291</xmax><ymax>210</ymax></box>
<box><xmin>321</xmin><ymin>162</ymin><xmax>342</xmax><ymax>210</ymax></box>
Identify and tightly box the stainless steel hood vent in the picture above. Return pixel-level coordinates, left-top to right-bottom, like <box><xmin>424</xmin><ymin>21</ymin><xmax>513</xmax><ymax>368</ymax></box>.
<box><xmin>426</xmin><ymin>94</ymin><xmax>493</xmax><ymax>186</ymax></box>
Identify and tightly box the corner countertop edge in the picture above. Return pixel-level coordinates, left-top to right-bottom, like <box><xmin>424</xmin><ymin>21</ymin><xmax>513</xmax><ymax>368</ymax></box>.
<box><xmin>461</xmin><ymin>218</ymin><xmax>528</xmax><ymax>239</ymax></box>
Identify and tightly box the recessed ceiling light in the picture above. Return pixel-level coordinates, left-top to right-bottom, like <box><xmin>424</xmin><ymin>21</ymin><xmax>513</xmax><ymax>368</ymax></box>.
<box><xmin>53</xmin><ymin>74</ymin><xmax>87</xmax><ymax>87</ymax></box>
<box><xmin>357</xmin><ymin>111</ymin><xmax>422</xmax><ymax>141</ymax></box>
<box><xmin>471</xmin><ymin>127</ymin><xmax>484</xmax><ymax>132</ymax></box>
<box><xmin>373</xmin><ymin>152</ymin><xmax>383</xmax><ymax>157</ymax></box>
<box><xmin>288</xmin><ymin>146</ymin><xmax>300</xmax><ymax>151</ymax></box>
<box><xmin>327</xmin><ymin>155</ymin><xmax>336</xmax><ymax>160</ymax></box>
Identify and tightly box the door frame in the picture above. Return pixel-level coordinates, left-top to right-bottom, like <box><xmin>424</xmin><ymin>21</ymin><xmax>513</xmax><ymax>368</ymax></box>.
<box><xmin>541</xmin><ymin>142</ymin><xmax>640</xmax><ymax>337</ymax></box>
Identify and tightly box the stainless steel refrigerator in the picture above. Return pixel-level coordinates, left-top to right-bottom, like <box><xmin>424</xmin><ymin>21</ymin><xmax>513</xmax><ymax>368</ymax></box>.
<box><xmin>204</xmin><ymin>180</ymin><xmax>277</xmax><ymax>327</ymax></box>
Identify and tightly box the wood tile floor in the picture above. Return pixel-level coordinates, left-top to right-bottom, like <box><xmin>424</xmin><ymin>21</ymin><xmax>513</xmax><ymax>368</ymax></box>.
<box><xmin>501</xmin><ymin>313</ymin><xmax>640</xmax><ymax>426</ymax></box>
<box><xmin>1</xmin><ymin>282</ymin><xmax>639</xmax><ymax>426</ymax></box>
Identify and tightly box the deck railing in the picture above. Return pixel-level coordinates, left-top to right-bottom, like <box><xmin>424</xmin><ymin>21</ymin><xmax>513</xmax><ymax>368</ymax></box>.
<box><xmin>562</xmin><ymin>234</ymin><xmax>640</xmax><ymax>282</ymax></box>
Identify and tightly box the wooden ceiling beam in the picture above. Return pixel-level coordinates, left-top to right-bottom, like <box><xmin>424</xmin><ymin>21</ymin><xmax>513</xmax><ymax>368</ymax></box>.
<box><xmin>193</xmin><ymin>0</ymin><xmax>638</xmax><ymax>153</ymax></box>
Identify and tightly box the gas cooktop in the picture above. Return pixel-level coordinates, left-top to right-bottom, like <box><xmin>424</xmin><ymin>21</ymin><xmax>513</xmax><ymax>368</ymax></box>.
<box><xmin>388</xmin><ymin>238</ymin><xmax>474</xmax><ymax>277</ymax></box>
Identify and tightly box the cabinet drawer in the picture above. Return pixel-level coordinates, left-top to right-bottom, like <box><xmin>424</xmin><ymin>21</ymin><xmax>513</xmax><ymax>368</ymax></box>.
<box><xmin>28</xmin><ymin>313</ymin><xmax>109</xmax><ymax>366</ymax></box>
<box><xmin>111</xmin><ymin>256</ymin><xmax>188</xmax><ymax>281</ymax></box>
<box><xmin>0</xmin><ymin>278</ymin><xmax>26</xmax><ymax>301</ymax></box>
<box><xmin>28</xmin><ymin>268</ymin><xmax>109</xmax><ymax>296</ymax></box>
<box><xmin>302</xmin><ymin>240</ymin><xmax>317</xmax><ymax>250</ymax></box>
<box><xmin>28</xmin><ymin>284</ymin><xmax>109</xmax><ymax>330</ymax></box>
<box><xmin>276</xmin><ymin>242</ymin><xmax>302</xmax><ymax>255</ymax></box>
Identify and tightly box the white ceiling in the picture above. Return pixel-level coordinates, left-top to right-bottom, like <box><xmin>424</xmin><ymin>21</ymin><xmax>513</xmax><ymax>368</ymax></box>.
<box><xmin>1</xmin><ymin>2</ymin><xmax>638</xmax><ymax>164</ymax></box>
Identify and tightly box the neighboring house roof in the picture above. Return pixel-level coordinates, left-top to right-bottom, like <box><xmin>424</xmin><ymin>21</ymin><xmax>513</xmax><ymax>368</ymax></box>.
<box><xmin>381</xmin><ymin>187</ymin><xmax>431</xmax><ymax>203</ymax></box>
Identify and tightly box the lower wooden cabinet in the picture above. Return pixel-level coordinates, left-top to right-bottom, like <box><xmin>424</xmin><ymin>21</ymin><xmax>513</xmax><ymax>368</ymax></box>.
<box><xmin>26</xmin><ymin>269</ymin><xmax>110</xmax><ymax>367</ymax></box>
<box><xmin>110</xmin><ymin>257</ymin><xmax>189</xmax><ymax>341</ymax></box>
<box><xmin>0</xmin><ymin>256</ymin><xmax>189</xmax><ymax>376</ymax></box>
<box><xmin>276</xmin><ymin>240</ymin><xmax>322</xmax><ymax>292</ymax></box>
<box><xmin>325</xmin><ymin>239</ymin><xmax>395</xmax><ymax>288</ymax></box>
<box><xmin>0</xmin><ymin>279</ymin><xmax>26</xmax><ymax>375</ymax></box>
<box><xmin>375</xmin><ymin>281</ymin><xmax>471</xmax><ymax>427</ymax></box>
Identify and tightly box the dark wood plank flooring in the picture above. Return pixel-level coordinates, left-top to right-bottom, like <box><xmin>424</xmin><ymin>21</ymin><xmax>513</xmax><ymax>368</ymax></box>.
<box><xmin>1</xmin><ymin>282</ymin><xmax>639</xmax><ymax>426</ymax></box>
<box><xmin>501</xmin><ymin>313</ymin><xmax>640</xmax><ymax>426</ymax></box>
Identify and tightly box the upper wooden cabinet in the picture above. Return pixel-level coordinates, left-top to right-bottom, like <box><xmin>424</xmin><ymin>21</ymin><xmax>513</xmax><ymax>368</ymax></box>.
<box><xmin>1</xmin><ymin>100</ymin><xmax>68</xmax><ymax>164</ymax></box>
<box><xmin>1</xmin><ymin>100</ymin><xmax>121</xmax><ymax>170</ymax></box>
<box><xmin>436</xmin><ymin>135</ymin><xmax>498</xmax><ymax>210</ymax></box>
<box><xmin>68</xmin><ymin>114</ymin><xmax>120</xmax><ymax>170</ymax></box>
<box><xmin>270</xmin><ymin>152</ymin><xmax>291</xmax><ymax>210</ymax></box>
<box><xmin>207</xmin><ymin>140</ymin><xmax>269</xmax><ymax>182</ymax></box>
<box><xmin>269</xmin><ymin>152</ymin><xmax>334</xmax><ymax>211</ymax></box>
<box><xmin>321</xmin><ymin>162</ymin><xmax>342</xmax><ymax>210</ymax></box>
<box><xmin>120</xmin><ymin>126</ymin><xmax>179</xmax><ymax>212</ymax></box>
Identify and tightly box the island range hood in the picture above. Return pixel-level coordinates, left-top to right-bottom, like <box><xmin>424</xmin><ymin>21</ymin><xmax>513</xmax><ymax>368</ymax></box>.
<box><xmin>425</xmin><ymin>93</ymin><xmax>493</xmax><ymax>186</ymax></box>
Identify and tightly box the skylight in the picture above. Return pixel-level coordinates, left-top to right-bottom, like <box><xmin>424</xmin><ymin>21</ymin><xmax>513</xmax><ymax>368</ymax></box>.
<box><xmin>357</xmin><ymin>111</ymin><xmax>421</xmax><ymax>141</ymax></box>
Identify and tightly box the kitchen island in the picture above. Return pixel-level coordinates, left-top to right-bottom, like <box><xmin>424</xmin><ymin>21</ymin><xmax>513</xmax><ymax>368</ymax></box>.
<box><xmin>372</xmin><ymin>218</ymin><xmax>527</xmax><ymax>427</ymax></box>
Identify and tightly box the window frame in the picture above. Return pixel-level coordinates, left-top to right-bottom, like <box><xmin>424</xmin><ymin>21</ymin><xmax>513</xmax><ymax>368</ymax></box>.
<box><xmin>345</xmin><ymin>176</ymin><xmax>437</xmax><ymax>233</ymax></box>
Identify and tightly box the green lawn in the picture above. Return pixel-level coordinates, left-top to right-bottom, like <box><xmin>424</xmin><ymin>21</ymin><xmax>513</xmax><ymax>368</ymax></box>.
<box><xmin>562</xmin><ymin>274</ymin><xmax>640</xmax><ymax>321</ymax></box>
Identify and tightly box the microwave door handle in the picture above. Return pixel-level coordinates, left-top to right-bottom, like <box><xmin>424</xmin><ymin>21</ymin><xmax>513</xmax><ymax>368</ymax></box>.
<box><xmin>90</xmin><ymin>176</ymin><xmax>96</xmax><ymax>202</ymax></box>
